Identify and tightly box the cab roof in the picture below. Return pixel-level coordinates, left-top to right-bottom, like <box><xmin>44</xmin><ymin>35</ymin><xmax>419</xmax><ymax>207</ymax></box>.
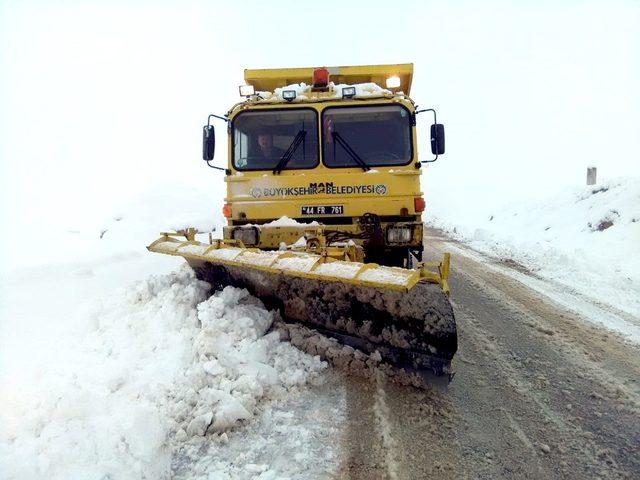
<box><xmin>244</xmin><ymin>63</ymin><xmax>413</xmax><ymax>96</ymax></box>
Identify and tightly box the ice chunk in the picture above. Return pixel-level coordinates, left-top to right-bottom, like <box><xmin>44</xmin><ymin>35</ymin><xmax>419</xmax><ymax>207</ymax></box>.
<box><xmin>239</xmin><ymin>361</ymin><xmax>279</xmax><ymax>386</ymax></box>
<box><xmin>186</xmin><ymin>411</ymin><xmax>213</xmax><ymax>436</ymax></box>
<box><xmin>212</xmin><ymin>397</ymin><xmax>251</xmax><ymax>431</ymax></box>
<box><xmin>202</xmin><ymin>358</ymin><xmax>225</xmax><ymax>376</ymax></box>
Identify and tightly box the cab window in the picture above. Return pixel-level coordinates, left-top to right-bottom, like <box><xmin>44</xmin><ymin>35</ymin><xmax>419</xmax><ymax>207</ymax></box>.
<box><xmin>232</xmin><ymin>109</ymin><xmax>319</xmax><ymax>171</ymax></box>
<box><xmin>322</xmin><ymin>105</ymin><xmax>413</xmax><ymax>168</ymax></box>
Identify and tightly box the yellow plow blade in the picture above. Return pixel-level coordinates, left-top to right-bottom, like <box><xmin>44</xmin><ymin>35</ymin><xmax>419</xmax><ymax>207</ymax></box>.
<box><xmin>148</xmin><ymin>233</ymin><xmax>457</xmax><ymax>379</ymax></box>
<box><xmin>148</xmin><ymin>235</ymin><xmax>450</xmax><ymax>294</ymax></box>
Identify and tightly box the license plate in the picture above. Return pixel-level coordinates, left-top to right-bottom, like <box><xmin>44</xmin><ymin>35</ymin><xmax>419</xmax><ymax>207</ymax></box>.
<box><xmin>301</xmin><ymin>205</ymin><xmax>344</xmax><ymax>215</ymax></box>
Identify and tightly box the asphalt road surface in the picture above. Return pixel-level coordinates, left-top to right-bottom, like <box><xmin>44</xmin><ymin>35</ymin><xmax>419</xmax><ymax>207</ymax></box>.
<box><xmin>332</xmin><ymin>229</ymin><xmax>640</xmax><ymax>480</ymax></box>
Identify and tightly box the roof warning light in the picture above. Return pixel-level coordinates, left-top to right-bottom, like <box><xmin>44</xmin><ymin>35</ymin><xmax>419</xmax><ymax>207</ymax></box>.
<box><xmin>312</xmin><ymin>67</ymin><xmax>329</xmax><ymax>90</ymax></box>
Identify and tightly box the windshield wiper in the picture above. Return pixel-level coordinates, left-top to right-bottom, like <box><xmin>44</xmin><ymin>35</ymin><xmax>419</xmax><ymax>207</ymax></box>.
<box><xmin>273</xmin><ymin>130</ymin><xmax>307</xmax><ymax>174</ymax></box>
<box><xmin>332</xmin><ymin>132</ymin><xmax>370</xmax><ymax>172</ymax></box>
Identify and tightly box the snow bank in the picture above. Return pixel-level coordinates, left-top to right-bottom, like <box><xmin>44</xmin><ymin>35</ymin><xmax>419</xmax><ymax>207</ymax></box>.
<box><xmin>0</xmin><ymin>183</ymin><xmax>224</xmax><ymax>275</ymax></box>
<box><xmin>428</xmin><ymin>177</ymin><xmax>640</xmax><ymax>318</ymax></box>
<box><xmin>0</xmin><ymin>268</ymin><xmax>326</xmax><ymax>480</ymax></box>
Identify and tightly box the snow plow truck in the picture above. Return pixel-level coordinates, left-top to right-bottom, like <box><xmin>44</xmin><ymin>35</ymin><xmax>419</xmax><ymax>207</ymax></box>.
<box><xmin>148</xmin><ymin>64</ymin><xmax>457</xmax><ymax>381</ymax></box>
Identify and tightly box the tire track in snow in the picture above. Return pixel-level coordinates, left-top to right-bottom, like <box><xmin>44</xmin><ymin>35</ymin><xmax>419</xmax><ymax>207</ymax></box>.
<box><xmin>373</xmin><ymin>371</ymin><xmax>400</xmax><ymax>480</ymax></box>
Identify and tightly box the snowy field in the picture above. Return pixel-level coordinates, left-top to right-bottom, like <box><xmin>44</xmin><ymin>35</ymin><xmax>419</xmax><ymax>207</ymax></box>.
<box><xmin>2</xmin><ymin>177</ymin><xmax>639</xmax><ymax>478</ymax></box>
<box><xmin>428</xmin><ymin>176</ymin><xmax>640</xmax><ymax>324</ymax></box>
<box><xmin>2</xmin><ymin>1</ymin><xmax>639</xmax><ymax>478</ymax></box>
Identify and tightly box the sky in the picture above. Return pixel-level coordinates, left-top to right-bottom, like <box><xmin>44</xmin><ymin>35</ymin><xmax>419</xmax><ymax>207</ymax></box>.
<box><xmin>1</xmin><ymin>0</ymin><xmax>639</xmax><ymax>235</ymax></box>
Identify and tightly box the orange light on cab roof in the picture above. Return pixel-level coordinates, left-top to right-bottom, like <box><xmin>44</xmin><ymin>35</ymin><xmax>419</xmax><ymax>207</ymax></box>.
<box><xmin>313</xmin><ymin>67</ymin><xmax>329</xmax><ymax>88</ymax></box>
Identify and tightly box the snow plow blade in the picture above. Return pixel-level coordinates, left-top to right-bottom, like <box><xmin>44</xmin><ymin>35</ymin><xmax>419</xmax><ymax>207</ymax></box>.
<box><xmin>148</xmin><ymin>233</ymin><xmax>457</xmax><ymax>379</ymax></box>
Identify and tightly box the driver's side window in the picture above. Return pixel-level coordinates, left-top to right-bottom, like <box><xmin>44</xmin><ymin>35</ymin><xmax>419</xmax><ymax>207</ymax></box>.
<box><xmin>235</xmin><ymin>131</ymin><xmax>249</xmax><ymax>167</ymax></box>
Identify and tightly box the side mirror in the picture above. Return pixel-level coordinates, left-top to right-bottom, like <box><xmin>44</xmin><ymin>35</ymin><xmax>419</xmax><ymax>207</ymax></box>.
<box><xmin>430</xmin><ymin>124</ymin><xmax>445</xmax><ymax>155</ymax></box>
<box><xmin>202</xmin><ymin>125</ymin><xmax>215</xmax><ymax>161</ymax></box>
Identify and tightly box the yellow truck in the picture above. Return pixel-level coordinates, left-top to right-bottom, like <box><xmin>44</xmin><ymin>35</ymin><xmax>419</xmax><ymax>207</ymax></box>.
<box><xmin>148</xmin><ymin>64</ymin><xmax>456</xmax><ymax>380</ymax></box>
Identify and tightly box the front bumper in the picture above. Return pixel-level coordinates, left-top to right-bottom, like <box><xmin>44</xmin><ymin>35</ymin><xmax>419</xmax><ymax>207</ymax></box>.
<box><xmin>223</xmin><ymin>222</ymin><xmax>423</xmax><ymax>249</ymax></box>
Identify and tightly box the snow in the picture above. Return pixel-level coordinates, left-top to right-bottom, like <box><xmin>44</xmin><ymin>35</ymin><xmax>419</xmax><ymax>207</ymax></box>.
<box><xmin>177</xmin><ymin>243</ymin><xmax>211</xmax><ymax>255</ymax></box>
<box><xmin>0</xmin><ymin>266</ymin><xmax>334</xmax><ymax>479</ymax></box>
<box><xmin>372</xmin><ymin>372</ymin><xmax>400</xmax><ymax>479</ymax></box>
<box><xmin>273</xmin><ymin>82</ymin><xmax>311</xmax><ymax>102</ymax></box>
<box><xmin>1</xmin><ymin>267</ymin><xmax>204</xmax><ymax>479</ymax></box>
<box><xmin>0</xmin><ymin>184</ymin><xmax>225</xmax><ymax>276</ymax></box>
<box><xmin>0</xmin><ymin>185</ymin><xmax>342</xmax><ymax>480</ymax></box>
<box><xmin>358</xmin><ymin>266</ymin><xmax>413</xmax><ymax>287</ymax></box>
<box><xmin>207</xmin><ymin>248</ymin><xmax>244</xmax><ymax>261</ymax></box>
<box><xmin>235</xmin><ymin>250</ymin><xmax>278</xmax><ymax>268</ymax></box>
<box><xmin>428</xmin><ymin>176</ymin><xmax>640</xmax><ymax>321</ymax></box>
<box><xmin>261</xmin><ymin>216</ymin><xmax>320</xmax><ymax>228</ymax></box>
<box><xmin>254</xmin><ymin>82</ymin><xmax>392</xmax><ymax>104</ymax></box>
<box><xmin>153</xmin><ymin>240</ymin><xmax>183</xmax><ymax>252</ymax></box>
<box><xmin>273</xmin><ymin>255</ymin><xmax>320</xmax><ymax>273</ymax></box>
<box><xmin>330</xmin><ymin>82</ymin><xmax>392</xmax><ymax>99</ymax></box>
<box><xmin>2</xmin><ymin>1</ymin><xmax>638</xmax><ymax>477</ymax></box>
<box><xmin>292</xmin><ymin>236</ymin><xmax>308</xmax><ymax>248</ymax></box>
<box><xmin>315</xmin><ymin>261</ymin><xmax>363</xmax><ymax>279</ymax></box>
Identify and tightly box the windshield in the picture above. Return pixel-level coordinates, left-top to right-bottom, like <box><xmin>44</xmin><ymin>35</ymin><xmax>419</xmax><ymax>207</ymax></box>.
<box><xmin>322</xmin><ymin>105</ymin><xmax>413</xmax><ymax>168</ymax></box>
<box><xmin>233</xmin><ymin>109</ymin><xmax>319</xmax><ymax>171</ymax></box>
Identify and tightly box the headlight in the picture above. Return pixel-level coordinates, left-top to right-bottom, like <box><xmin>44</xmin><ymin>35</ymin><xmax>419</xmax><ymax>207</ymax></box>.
<box><xmin>387</xmin><ymin>226</ymin><xmax>412</xmax><ymax>244</ymax></box>
<box><xmin>232</xmin><ymin>227</ymin><xmax>259</xmax><ymax>246</ymax></box>
<box><xmin>385</xmin><ymin>76</ymin><xmax>401</xmax><ymax>89</ymax></box>
<box><xmin>239</xmin><ymin>85</ymin><xmax>255</xmax><ymax>97</ymax></box>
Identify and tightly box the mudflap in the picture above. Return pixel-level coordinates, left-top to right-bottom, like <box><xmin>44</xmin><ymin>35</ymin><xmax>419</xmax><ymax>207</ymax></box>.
<box><xmin>188</xmin><ymin>258</ymin><xmax>457</xmax><ymax>380</ymax></box>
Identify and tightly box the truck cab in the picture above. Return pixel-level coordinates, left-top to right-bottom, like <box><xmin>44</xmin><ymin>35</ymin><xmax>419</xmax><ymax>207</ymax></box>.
<box><xmin>203</xmin><ymin>64</ymin><xmax>444</xmax><ymax>268</ymax></box>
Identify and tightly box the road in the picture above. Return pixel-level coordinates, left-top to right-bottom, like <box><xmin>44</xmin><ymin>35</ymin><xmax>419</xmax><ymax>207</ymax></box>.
<box><xmin>330</xmin><ymin>229</ymin><xmax>640</xmax><ymax>479</ymax></box>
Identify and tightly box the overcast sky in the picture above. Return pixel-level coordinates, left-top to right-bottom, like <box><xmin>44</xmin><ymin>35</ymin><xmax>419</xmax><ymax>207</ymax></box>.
<box><xmin>1</xmin><ymin>0</ymin><xmax>639</xmax><ymax>231</ymax></box>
